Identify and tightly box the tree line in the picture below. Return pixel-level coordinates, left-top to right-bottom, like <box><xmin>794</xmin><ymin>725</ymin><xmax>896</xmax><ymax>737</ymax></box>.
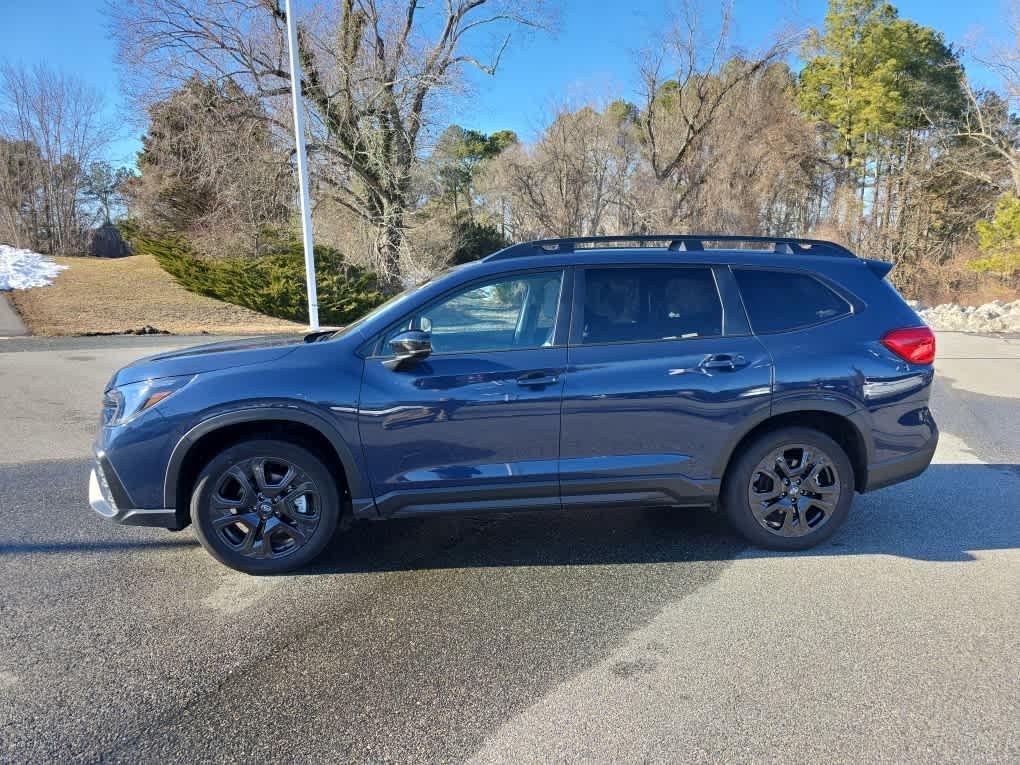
<box><xmin>103</xmin><ymin>0</ymin><xmax>1020</xmax><ymax>298</ymax></box>
<box><xmin>0</xmin><ymin>64</ymin><xmax>135</xmax><ymax>255</ymax></box>
<box><xmin>4</xmin><ymin>0</ymin><xmax>1017</xmax><ymax>304</ymax></box>
<box><xmin>471</xmin><ymin>0</ymin><xmax>1019</xmax><ymax>299</ymax></box>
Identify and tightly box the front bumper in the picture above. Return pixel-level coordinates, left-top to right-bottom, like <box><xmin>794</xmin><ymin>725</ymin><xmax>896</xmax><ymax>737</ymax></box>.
<box><xmin>89</xmin><ymin>457</ymin><xmax>180</xmax><ymax>529</ymax></box>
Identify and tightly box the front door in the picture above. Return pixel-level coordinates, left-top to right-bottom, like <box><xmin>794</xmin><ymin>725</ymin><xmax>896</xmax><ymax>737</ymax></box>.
<box><xmin>560</xmin><ymin>264</ymin><xmax>773</xmax><ymax>508</ymax></box>
<box><xmin>359</xmin><ymin>269</ymin><xmax>568</xmax><ymax>516</ymax></box>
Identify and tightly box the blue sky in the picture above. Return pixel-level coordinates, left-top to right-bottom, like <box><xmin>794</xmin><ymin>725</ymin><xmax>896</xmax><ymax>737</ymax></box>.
<box><xmin>5</xmin><ymin>0</ymin><xmax>1007</xmax><ymax>168</ymax></box>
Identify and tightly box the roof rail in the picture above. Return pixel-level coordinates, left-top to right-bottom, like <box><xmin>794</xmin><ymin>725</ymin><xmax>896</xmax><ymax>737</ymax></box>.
<box><xmin>485</xmin><ymin>234</ymin><xmax>855</xmax><ymax>261</ymax></box>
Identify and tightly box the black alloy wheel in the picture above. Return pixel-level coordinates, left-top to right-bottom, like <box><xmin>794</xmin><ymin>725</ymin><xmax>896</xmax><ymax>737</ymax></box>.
<box><xmin>191</xmin><ymin>439</ymin><xmax>340</xmax><ymax>574</ymax></box>
<box><xmin>722</xmin><ymin>427</ymin><xmax>854</xmax><ymax>551</ymax></box>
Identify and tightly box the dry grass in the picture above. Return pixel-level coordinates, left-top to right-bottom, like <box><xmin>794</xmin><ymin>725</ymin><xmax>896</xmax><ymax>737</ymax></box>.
<box><xmin>9</xmin><ymin>254</ymin><xmax>304</xmax><ymax>336</ymax></box>
<box><xmin>924</xmin><ymin>280</ymin><xmax>1019</xmax><ymax>306</ymax></box>
<box><xmin>898</xmin><ymin>254</ymin><xmax>1020</xmax><ymax>306</ymax></box>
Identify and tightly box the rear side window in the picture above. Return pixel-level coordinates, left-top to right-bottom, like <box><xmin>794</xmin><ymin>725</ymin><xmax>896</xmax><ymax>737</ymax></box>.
<box><xmin>734</xmin><ymin>269</ymin><xmax>851</xmax><ymax>333</ymax></box>
<box><xmin>582</xmin><ymin>267</ymin><xmax>722</xmax><ymax>344</ymax></box>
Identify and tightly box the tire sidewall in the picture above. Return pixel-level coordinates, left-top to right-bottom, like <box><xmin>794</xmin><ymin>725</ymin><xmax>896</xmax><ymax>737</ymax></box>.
<box><xmin>722</xmin><ymin>427</ymin><xmax>855</xmax><ymax>551</ymax></box>
<box><xmin>190</xmin><ymin>439</ymin><xmax>340</xmax><ymax>574</ymax></box>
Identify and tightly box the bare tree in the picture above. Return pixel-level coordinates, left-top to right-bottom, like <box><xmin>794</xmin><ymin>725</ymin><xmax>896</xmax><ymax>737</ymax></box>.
<box><xmin>111</xmin><ymin>0</ymin><xmax>545</xmax><ymax>284</ymax></box>
<box><xmin>480</xmin><ymin>66</ymin><xmax>821</xmax><ymax>243</ymax></box>
<box><xmin>697</xmin><ymin>62</ymin><xmax>822</xmax><ymax>236</ymax></box>
<box><xmin>950</xmin><ymin>8</ymin><xmax>1020</xmax><ymax>196</ymax></box>
<box><xmin>637</xmin><ymin>0</ymin><xmax>795</xmax><ymax>192</ymax></box>
<box><xmin>0</xmin><ymin>64</ymin><xmax>113</xmax><ymax>254</ymax></box>
<box><xmin>482</xmin><ymin>104</ymin><xmax>635</xmax><ymax>238</ymax></box>
<box><xmin>126</xmin><ymin>77</ymin><xmax>290</xmax><ymax>253</ymax></box>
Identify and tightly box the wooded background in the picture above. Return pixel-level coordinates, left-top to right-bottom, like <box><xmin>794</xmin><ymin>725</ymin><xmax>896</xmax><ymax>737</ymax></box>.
<box><xmin>2</xmin><ymin>0</ymin><xmax>1019</xmax><ymax>306</ymax></box>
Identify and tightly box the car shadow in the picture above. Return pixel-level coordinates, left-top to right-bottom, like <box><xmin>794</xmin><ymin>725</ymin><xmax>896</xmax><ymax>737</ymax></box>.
<box><xmin>2</xmin><ymin>463</ymin><xmax>1015</xmax><ymax>569</ymax></box>
<box><xmin>297</xmin><ymin>462</ymin><xmax>1020</xmax><ymax>575</ymax></box>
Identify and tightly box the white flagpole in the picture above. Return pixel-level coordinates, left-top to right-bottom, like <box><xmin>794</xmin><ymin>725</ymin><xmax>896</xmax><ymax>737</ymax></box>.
<box><xmin>284</xmin><ymin>0</ymin><xmax>319</xmax><ymax>331</ymax></box>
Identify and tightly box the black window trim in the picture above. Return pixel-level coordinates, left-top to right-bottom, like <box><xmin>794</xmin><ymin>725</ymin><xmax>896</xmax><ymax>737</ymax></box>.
<box><xmin>363</xmin><ymin>266</ymin><xmax>572</xmax><ymax>359</ymax></box>
<box><xmin>568</xmin><ymin>262</ymin><xmax>728</xmax><ymax>348</ymax></box>
<box><xmin>729</xmin><ymin>265</ymin><xmax>859</xmax><ymax>335</ymax></box>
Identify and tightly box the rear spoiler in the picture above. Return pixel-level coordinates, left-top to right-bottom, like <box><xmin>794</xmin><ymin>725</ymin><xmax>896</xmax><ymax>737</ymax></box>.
<box><xmin>863</xmin><ymin>259</ymin><xmax>894</xmax><ymax>279</ymax></box>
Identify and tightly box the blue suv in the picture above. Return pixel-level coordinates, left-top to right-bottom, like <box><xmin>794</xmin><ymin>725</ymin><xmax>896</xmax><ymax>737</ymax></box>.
<box><xmin>89</xmin><ymin>235</ymin><xmax>938</xmax><ymax>574</ymax></box>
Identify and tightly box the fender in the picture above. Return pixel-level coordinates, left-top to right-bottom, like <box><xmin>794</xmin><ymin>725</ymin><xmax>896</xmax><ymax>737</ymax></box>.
<box><xmin>711</xmin><ymin>393</ymin><xmax>874</xmax><ymax>479</ymax></box>
<box><xmin>162</xmin><ymin>405</ymin><xmax>369</xmax><ymax>510</ymax></box>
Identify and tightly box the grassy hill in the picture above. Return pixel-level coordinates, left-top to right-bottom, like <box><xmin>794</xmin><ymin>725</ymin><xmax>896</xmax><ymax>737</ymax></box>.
<box><xmin>9</xmin><ymin>254</ymin><xmax>304</xmax><ymax>336</ymax></box>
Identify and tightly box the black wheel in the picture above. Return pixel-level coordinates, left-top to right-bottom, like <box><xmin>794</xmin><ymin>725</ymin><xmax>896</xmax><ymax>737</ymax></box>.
<box><xmin>721</xmin><ymin>427</ymin><xmax>854</xmax><ymax>551</ymax></box>
<box><xmin>190</xmin><ymin>439</ymin><xmax>340</xmax><ymax>574</ymax></box>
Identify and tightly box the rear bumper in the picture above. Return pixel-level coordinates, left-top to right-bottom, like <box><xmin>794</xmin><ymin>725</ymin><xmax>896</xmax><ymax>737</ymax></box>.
<box><xmin>862</xmin><ymin>424</ymin><xmax>939</xmax><ymax>493</ymax></box>
<box><xmin>89</xmin><ymin>457</ymin><xmax>181</xmax><ymax>529</ymax></box>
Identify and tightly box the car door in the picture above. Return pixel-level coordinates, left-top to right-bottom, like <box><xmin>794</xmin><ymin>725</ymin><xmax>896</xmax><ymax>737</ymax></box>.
<box><xmin>559</xmin><ymin>264</ymin><xmax>773</xmax><ymax>509</ymax></box>
<box><xmin>358</xmin><ymin>268</ymin><xmax>570</xmax><ymax>516</ymax></box>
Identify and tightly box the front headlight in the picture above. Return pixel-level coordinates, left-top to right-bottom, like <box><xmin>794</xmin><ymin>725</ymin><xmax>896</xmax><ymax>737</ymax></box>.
<box><xmin>102</xmin><ymin>375</ymin><xmax>194</xmax><ymax>426</ymax></box>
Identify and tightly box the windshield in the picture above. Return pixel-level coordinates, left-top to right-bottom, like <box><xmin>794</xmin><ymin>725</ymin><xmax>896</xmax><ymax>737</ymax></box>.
<box><xmin>325</xmin><ymin>267</ymin><xmax>460</xmax><ymax>341</ymax></box>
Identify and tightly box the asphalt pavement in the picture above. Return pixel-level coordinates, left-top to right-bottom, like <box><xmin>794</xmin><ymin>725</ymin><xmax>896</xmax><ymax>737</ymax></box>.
<box><xmin>0</xmin><ymin>295</ymin><xmax>27</xmax><ymax>337</ymax></box>
<box><xmin>0</xmin><ymin>332</ymin><xmax>1016</xmax><ymax>763</ymax></box>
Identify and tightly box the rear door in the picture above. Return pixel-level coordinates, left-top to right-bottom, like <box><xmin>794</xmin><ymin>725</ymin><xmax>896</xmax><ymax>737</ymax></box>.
<box><xmin>559</xmin><ymin>264</ymin><xmax>773</xmax><ymax>508</ymax></box>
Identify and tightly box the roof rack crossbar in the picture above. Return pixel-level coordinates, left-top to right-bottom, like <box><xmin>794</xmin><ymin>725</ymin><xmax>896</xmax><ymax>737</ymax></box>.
<box><xmin>486</xmin><ymin>234</ymin><xmax>855</xmax><ymax>261</ymax></box>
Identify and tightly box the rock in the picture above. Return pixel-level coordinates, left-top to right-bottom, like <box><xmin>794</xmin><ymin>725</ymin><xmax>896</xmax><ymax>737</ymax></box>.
<box><xmin>88</xmin><ymin>222</ymin><xmax>130</xmax><ymax>259</ymax></box>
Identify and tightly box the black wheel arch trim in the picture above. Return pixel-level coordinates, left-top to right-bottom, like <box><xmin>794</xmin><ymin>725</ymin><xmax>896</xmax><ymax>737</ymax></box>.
<box><xmin>712</xmin><ymin>396</ymin><xmax>874</xmax><ymax>481</ymax></box>
<box><xmin>163</xmin><ymin>405</ymin><xmax>368</xmax><ymax>509</ymax></box>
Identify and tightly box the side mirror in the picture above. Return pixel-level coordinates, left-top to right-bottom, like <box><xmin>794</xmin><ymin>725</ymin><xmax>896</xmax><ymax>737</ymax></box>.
<box><xmin>384</xmin><ymin>330</ymin><xmax>432</xmax><ymax>370</ymax></box>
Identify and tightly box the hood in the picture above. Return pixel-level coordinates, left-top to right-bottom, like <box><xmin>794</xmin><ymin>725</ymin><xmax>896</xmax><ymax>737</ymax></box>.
<box><xmin>109</xmin><ymin>334</ymin><xmax>308</xmax><ymax>387</ymax></box>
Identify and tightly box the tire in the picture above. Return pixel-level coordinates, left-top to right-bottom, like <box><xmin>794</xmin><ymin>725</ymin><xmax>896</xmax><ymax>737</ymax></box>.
<box><xmin>190</xmin><ymin>439</ymin><xmax>340</xmax><ymax>574</ymax></box>
<box><xmin>721</xmin><ymin>427</ymin><xmax>855</xmax><ymax>551</ymax></box>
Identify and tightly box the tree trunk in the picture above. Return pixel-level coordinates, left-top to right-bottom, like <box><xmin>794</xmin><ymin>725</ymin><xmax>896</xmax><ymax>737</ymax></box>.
<box><xmin>375</xmin><ymin>201</ymin><xmax>405</xmax><ymax>289</ymax></box>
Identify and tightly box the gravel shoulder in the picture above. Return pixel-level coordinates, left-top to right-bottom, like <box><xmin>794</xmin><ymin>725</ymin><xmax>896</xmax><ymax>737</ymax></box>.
<box><xmin>7</xmin><ymin>254</ymin><xmax>303</xmax><ymax>336</ymax></box>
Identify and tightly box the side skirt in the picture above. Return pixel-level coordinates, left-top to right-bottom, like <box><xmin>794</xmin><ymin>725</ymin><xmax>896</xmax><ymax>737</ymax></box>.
<box><xmin>560</xmin><ymin>474</ymin><xmax>719</xmax><ymax>511</ymax></box>
<box><xmin>375</xmin><ymin>480</ymin><xmax>561</xmax><ymax>518</ymax></box>
<box><xmin>366</xmin><ymin>475</ymin><xmax>720</xmax><ymax>519</ymax></box>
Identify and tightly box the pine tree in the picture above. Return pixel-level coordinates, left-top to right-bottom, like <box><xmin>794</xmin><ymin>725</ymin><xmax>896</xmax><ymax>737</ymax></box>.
<box><xmin>798</xmin><ymin>0</ymin><xmax>964</xmax><ymax>188</ymax></box>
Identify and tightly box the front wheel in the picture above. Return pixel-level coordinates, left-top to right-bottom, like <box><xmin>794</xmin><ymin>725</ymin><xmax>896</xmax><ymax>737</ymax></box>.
<box><xmin>721</xmin><ymin>427</ymin><xmax>855</xmax><ymax>551</ymax></box>
<box><xmin>190</xmin><ymin>439</ymin><xmax>340</xmax><ymax>574</ymax></box>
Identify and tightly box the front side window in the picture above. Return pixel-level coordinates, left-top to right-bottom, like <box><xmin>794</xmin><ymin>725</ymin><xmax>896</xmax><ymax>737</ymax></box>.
<box><xmin>386</xmin><ymin>271</ymin><xmax>564</xmax><ymax>354</ymax></box>
<box><xmin>581</xmin><ymin>267</ymin><xmax>722</xmax><ymax>344</ymax></box>
<box><xmin>733</xmin><ymin>269</ymin><xmax>852</xmax><ymax>333</ymax></box>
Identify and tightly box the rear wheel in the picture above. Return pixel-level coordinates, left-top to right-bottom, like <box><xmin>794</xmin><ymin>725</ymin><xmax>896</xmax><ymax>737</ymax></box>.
<box><xmin>190</xmin><ymin>439</ymin><xmax>340</xmax><ymax>574</ymax></box>
<box><xmin>722</xmin><ymin>427</ymin><xmax>854</xmax><ymax>550</ymax></box>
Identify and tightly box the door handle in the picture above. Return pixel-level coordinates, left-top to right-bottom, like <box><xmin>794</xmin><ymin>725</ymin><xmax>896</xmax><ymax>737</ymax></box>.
<box><xmin>700</xmin><ymin>354</ymin><xmax>748</xmax><ymax>371</ymax></box>
<box><xmin>517</xmin><ymin>373</ymin><xmax>559</xmax><ymax>387</ymax></box>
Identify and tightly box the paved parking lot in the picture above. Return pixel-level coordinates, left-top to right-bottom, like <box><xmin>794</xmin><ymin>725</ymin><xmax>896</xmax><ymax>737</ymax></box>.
<box><xmin>0</xmin><ymin>332</ymin><xmax>1017</xmax><ymax>763</ymax></box>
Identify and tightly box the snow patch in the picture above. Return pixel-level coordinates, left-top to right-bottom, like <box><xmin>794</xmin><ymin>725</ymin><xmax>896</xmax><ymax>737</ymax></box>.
<box><xmin>0</xmin><ymin>244</ymin><xmax>67</xmax><ymax>290</ymax></box>
<box><xmin>906</xmin><ymin>299</ymin><xmax>1020</xmax><ymax>334</ymax></box>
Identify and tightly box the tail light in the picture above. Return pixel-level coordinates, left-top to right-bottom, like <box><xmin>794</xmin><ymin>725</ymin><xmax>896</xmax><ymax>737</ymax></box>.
<box><xmin>881</xmin><ymin>326</ymin><xmax>935</xmax><ymax>365</ymax></box>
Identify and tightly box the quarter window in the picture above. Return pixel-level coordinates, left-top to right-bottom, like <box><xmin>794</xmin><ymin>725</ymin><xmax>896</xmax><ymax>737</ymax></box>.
<box><xmin>385</xmin><ymin>271</ymin><xmax>563</xmax><ymax>354</ymax></box>
<box><xmin>733</xmin><ymin>269</ymin><xmax>852</xmax><ymax>333</ymax></box>
<box><xmin>581</xmin><ymin>267</ymin><xmax>722</xmax><ymax>344</ymax></box>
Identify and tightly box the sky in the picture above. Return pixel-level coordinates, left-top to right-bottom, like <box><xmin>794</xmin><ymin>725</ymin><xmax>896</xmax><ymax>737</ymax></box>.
<box><xmin>4</xmin><ymin>0</ymin><xmax>1008</xmax><ymax>168</ymax></box>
